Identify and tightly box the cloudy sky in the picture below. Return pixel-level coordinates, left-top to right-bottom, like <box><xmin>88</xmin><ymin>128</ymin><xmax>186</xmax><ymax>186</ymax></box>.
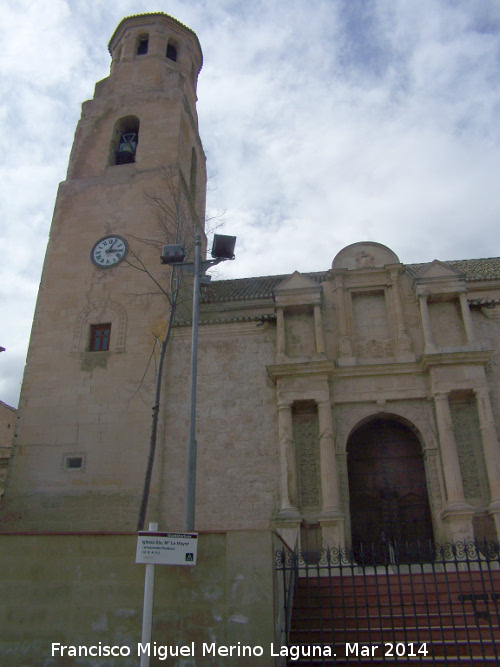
<box><xmin>1</xmin><ymin>0</ymin><xmax>500</xmax><ymax>407</ymax></box>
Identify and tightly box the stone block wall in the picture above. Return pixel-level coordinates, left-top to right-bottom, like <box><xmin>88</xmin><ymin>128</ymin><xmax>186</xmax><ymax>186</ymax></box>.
<box><xmin>0</xmin><ymin>530</ymin><xmax>281</xmax><ymax>667</ymax></box>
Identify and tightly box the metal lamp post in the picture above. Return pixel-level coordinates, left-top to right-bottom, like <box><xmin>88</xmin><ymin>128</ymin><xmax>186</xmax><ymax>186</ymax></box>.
<box><xmin>161</xmin><ymin>233</ymin><xmax>236</xmax><ymax>531</ymax></box>
<box><xmin>136</xmin><ymin>233</ymin><xmax>235</xmax><ymax>667</ymax></box>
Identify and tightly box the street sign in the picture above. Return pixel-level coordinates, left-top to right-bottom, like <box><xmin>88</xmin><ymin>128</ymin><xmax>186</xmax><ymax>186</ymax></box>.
<box><xmin>136</xmin><ymin>532</ymin><xmax>198</xmax><ymax>566</ymax></box>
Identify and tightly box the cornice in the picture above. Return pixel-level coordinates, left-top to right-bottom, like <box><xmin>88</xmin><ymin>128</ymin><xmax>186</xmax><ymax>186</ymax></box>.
<box><xmin>266</xmin><ymin>347</ymin><xmax>493</xmax><ymax>383</ymax></box>
<box><xmin>419</xmin><ymin>349</ymin><xmax>492</xmax><ymax>370</ymax></box>
<box><xmin>173</xmin><ymin>320</ymin><xmax>272</xmax><ymax>339</ymax></box>
<box><xmin>334</xmin><ymin>361</ymin><xmax>420</xmax><ymax>378</ymax></box>
<box><xmin>267</xmin><ymin>359</ymin><xmax>334</xmax><ymax>381</ymax></box>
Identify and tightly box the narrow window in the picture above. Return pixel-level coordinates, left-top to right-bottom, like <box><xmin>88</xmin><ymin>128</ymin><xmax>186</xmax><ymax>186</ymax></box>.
<box><xmin>90</xmin><ymin>324</ymin><xmax>111</xmax><ymax>352</ymax></box>
<box><xmin>166</xmin><ymin>42</ymin><xmax>177</xmax><ymax>61</ymax></box>
<box><xmin>189</xmin><ymin>147</ymin><xmax>197</xmax><ymax>197</ymax></box>
<box><xmin>136</xmin><ymin>35</ymin><xmax>149</xmax><ymax>55</ymax></box>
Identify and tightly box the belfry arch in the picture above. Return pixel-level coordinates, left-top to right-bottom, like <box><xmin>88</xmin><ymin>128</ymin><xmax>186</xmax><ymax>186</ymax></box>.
<box><xmin>346</xmin><ymin>415</ymin><xmax>434</xmax><ymax>555</ymax></box>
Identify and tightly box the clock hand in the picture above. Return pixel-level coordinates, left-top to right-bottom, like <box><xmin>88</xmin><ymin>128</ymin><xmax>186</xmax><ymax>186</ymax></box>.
<box><xmin>105</xmin><ymin>240</ymin><xmax>118</xmax><ymax>254</ymax></box>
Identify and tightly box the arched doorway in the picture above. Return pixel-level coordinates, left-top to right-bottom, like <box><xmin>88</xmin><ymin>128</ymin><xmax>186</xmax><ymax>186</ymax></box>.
<box><xmin>347</xmin><ymin>417</ymin><xmax>434</xmax><ymax>562</ymax></box>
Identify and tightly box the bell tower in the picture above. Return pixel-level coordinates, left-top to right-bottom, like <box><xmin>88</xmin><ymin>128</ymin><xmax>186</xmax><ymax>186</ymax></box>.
<box><xmin>3</xmin><ymin>14</ymin><xmax>206</xmax><ymax>531</ymax></box>
<box><xmin>67</xmin><ymin>12</ymin><xmax>205</xmax><ymax>207</ymax></box>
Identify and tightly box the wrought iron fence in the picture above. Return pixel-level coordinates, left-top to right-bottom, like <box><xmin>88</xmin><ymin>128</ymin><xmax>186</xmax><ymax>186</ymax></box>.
<box><xmin>275</xmin><ymin>539</ymin><xmax>500</xmax><ymax>665</ymax></box>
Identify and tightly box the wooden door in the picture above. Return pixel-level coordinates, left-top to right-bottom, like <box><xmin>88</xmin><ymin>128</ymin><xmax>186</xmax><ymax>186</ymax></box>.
<box><xmin>348</xmin><ymin>418</ymin><xmax>433</xmax><ymax>562</ymax></box>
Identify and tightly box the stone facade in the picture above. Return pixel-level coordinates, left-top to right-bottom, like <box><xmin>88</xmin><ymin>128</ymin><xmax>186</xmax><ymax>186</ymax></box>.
<box><xmin>3</xmin><ymin>12</ymin><xmax>500</xmax><ymax>550</ymax></box>
<box><xmin>137</xmin><ymin>244</ymin><xmax>500</xmax><ymax>549</ymax></box>
<box><xmin>2</xmin><ymin>12</ymin><xmax>500</xmax><ymax>665</ymax></box>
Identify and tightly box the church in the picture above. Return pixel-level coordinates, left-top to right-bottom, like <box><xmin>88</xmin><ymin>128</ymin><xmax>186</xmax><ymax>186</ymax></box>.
<box><xmin>2</xmin><ymin>12</ymin><xmax>500</xmax><ymax>666</ymax></box>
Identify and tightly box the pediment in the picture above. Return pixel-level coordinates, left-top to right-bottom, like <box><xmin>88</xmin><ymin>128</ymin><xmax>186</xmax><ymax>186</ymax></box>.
<box><xmin>332</xmin><ymin>242</ymin><xmax>400</xmax><ymax>270</ymax></box>
<box><xmin>274</xmin><ymin>271</ymin><xmax>321</xmax><ymax>293</ymax></box>
<box><xmin>273</xmin><ymin>271</ymin><xmax>322</xmax><ymax>306</ymax></box>
<box><xmin>417</xmin><ymin>260</ymin><xmax>465</xmax><ymax>280</ymax></box>
<box><xmin>414</xmin><ymin>260</ymin><xmax>467</xmax><ymax>297</ymax></box>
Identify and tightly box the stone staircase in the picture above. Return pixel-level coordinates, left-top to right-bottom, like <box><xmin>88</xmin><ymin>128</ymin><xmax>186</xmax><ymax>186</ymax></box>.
<box><xmin>288</xmin><ymin>569</ymin><xmax>500</xmax><ymax>665</ymax></box>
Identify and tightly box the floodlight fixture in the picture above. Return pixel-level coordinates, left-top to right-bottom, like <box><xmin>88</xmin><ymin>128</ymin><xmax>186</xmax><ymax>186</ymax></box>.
<box><xmin>211</xmin><ymin>234</ymin><xmax>236</xmax><ymax>260</ymax></box>
<box><xmin>161</xmin><ymin>243</ymin><xmax>186</xmax><ymax>264</ymax></box>
<box><xmin>154</xmin><ymin>233</ymin><xmax>237</xmax><ymax>533</ymax></box>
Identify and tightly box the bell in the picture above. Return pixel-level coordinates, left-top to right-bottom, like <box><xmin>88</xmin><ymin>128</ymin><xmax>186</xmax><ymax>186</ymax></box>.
<box><xmin>116</xmin><ymin>133</ymin><xmax>137</xmax><ymax>164</ymax></box>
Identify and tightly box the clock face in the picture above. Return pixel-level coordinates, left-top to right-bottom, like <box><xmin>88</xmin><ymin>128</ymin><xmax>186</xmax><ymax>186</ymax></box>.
<box><xmin>91</xmin><ymin>235</ymin><xmax>128</xmax><ymax>268</ymax></box>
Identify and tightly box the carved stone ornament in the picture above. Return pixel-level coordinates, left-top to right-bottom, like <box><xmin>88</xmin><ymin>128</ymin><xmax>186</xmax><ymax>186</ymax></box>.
<box><xmin>354</xmin><ymin>338</ymin><xmax>395</xmax><ymax>359</ymax></box>
<box><xmin>332</xmin><ymin>241</ymin><xmax>400</xmax><ymax>271</ymax></box>
<box><xmin>72</xmin><ymin>300</ymin><xmax>127</xmax><ymax>353</ymax></box>
<box><xmin>406</xmin><ymin>314</ymin><xmax>421</xmax><ymax>328</ymax></box>
<box><xmin>339</xmin><ymin>335</ymin><xmax>353</xmax><ymax>357</ymax></box>
<box><xmin>424</xmin><ymin>450</ymin><xmax>443</xmax><ymax>510</ymax></box>
<box><xmin>398</xmin><ymin>332</ymin><xmax>412</xmax><ymax>352</ymax></box>
<box><xmin>336</xmin><ymin>453</ymin><xmax>349</xmax><ymax>513</ymax></box>
<box><xmin>450</xmin><ymin>402</ymin><xmax>487</xmax><ymax>504</ymax></box>
<box><xmin>293</xmin><ymin>413</ymin><xmax>321</xmax><ymax>508</ymax></box>
<box><xmin>355</xmin><ymin>250</ymin><xmax>375</xmax><ymax>269</ymax></box>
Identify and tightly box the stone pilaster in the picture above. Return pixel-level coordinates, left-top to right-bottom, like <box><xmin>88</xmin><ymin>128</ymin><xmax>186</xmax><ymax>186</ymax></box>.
<box><xmin>314</xmin><ymin>304</ymin><xmax>326</xmax><ymax>355</ymax></box>
<box><xmin>389</xmin><ymin>267</ymin><xmax>414</xmax><ymax>361</ymax></box>
<box><xmin>276</xmin><ymin>402</ymin><xmax>300</xmax><ymax>519</ymax></box>
<box><xmin>474</xmin><ymin>387</ymin><xmax>500</xmax><ymax>538</ymax></box>
<box><xmin>458</xmin><ymin>291</ymin><xmax>475</xmax><ymax>344</ymax></box>
<box><xmin>334</xmin><ymin>273</ymin><xmax>355</xmax><ymax>365</ymax></box>
<box><xmin>418</xmin><ymin>293</ymin><xmax>437</xmax><ymax>353</ymax></box>
<box><xmin>434</xmin><ymin>392</ymin><xmax>473</xmax><ymax>540</ymax></box>
<box><xmin>317</xmin><ymin>399</ymin><xmax>341</xmax><ymax>513</ymax></box>
<box><xmin>317</xmin><ymin>398</ymin><xmax>344</xmax><ymax>547</ymax></box>
<box><xmin>276</xmin><ymin>307</ymin><xmax>286</xmax><ymax>358</ymax></box>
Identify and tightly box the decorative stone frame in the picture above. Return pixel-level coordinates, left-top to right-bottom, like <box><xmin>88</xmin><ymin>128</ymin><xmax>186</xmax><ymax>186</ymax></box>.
<box><xmin>268</xmin><ymin>368</ymin><xmax>344</xmax><ymax>549</ymax></box>
<box><xmin>273</xmin><ymin>272</ymin><xmax>325</xmax><ymax>361</ymax></box>
<box><xmin>333</xmin><ymin>402</ymin><xmax>446</xmax><ymax>545</ymax></box>
<box><xmin>329</xmin><ymin>264</ymin><xmax>415</xmax><ymax>366</ymax></box>
<box><xmin>72</xmin><ymin>300</ymin><xmax>127</xmax><ymax>354</ymax></box>
<box><xmin>413</xmin><ymin>260</ymin><xmax>477</xmax><ymax>354</ymax></box>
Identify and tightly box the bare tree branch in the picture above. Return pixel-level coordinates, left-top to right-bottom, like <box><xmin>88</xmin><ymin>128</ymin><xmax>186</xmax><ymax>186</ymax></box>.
<box><xmin>124</xmin><ymin>166</ymin><xmax>205</xmax><ymax>531</ymax></box>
